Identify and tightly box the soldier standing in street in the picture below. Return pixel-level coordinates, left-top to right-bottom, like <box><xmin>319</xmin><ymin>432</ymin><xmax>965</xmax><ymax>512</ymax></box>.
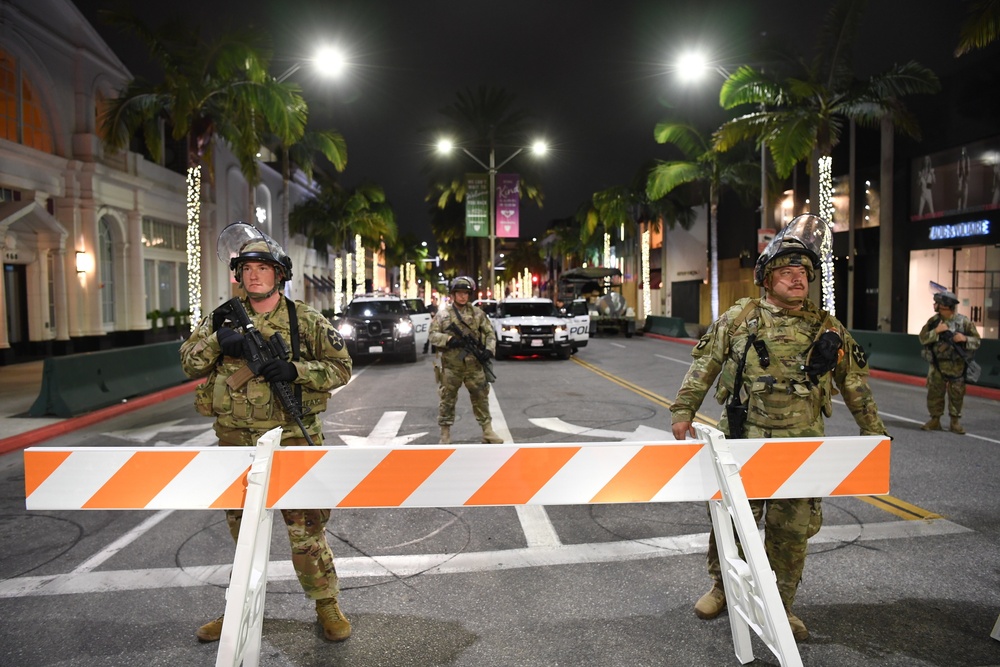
<box><xmin>180</xmin><ymin>222</ymin><xmax>353</xmax><ymax>643</ymax></box>
<box><xmin>429</xmin><ymin>276</ymin><xmax>504</xmax><ymax>444</ymax></box>
<box><xmin>919</xmin><ymin>289</ymin><xmax>980</xmax><ymax>434</ymax></box>
<box><xmin>670</xmin><ymin>215</ymin><xmax>887</xmax><ymax>641</ymax></box>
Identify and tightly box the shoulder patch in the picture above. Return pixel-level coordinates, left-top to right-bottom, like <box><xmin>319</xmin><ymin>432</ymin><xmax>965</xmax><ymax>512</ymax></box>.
<box><xmin>695</xmin><ymin>335</ymin><xmax>710</xmax><ymax>351</ymax></box>
<box><xmin>850</xmin><ymin>342</ymin><xmax>868</xmax><ymax>368</ymax></box>
<box><xmin>326</xmin><ymin>326</ymin><xmax>345</xmax><ymax>351</ymax></box>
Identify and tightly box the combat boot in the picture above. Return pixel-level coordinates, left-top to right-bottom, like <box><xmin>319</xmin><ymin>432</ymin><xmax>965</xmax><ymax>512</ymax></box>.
<box><xmin>440</xmin><ymin>425</ymin><xmax>451</xmax><ymax>444</ymax></box>
<box><xmin>786</xmin><ymin>610</ymin><xmax>809</xmax><ymax>641</ymax></box>
<box><xmin>694</xmin><ymin>583</ymin><xmax>726</xmax><ymax>619</ymax></box>
<box><xmin>920</xmin><ymin>416</ymin><xmax>942</xmax><ymax>431</ymax></box>
<box><xmin>481</xmin><ymin>423</ymin><xmax>504</xmax><ymax>444</ymax></box>
<box><xmin>195</xmin><ymin>614</ymin><xmax>225</xmax><ymax>642</ymax></box>
<box><xmin>950</xmin><ymin>418</ymin><xmax>966</xmax><ymax>434</ymax></box>
<box><xmin>316</xmin><ymin>597</ymin><xmax>351</xmax><ymax>641</ymax></box>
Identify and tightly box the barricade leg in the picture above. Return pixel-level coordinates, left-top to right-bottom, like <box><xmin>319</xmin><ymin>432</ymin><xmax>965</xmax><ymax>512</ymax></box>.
<box><xmin>216</xmin><ymin>427</ymin><xmax>281</xmax><ymax>667</ymax></box>
<box><xmin>696</xmin><ymin>423</ymin><xmax>803</xmax><ymax>667</ymax></box>
<box><xmin>991</xmin><ymin>613</ymin><xmax>1000</xmax><ymax>641</ymax></box>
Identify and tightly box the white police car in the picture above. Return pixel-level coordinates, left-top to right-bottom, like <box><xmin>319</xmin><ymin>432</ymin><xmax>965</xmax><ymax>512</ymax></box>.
<box><xmin>493</xmin><ymin>297</ymin><xmax>574</xmax><ymax>360</ymax></box>
<box><xmin>402</xmin><ymin>298</ymin><xmax>433</xmax><ymax>353</ymax></box>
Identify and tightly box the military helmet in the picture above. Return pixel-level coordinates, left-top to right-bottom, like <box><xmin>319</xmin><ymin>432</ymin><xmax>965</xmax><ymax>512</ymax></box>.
<box><xmin>216</xmin><ymin>222</ymin><xmax>292</xmax><ymax>283</ymax></box>
<box><xmin>933</xmin><ymin>290</ymin><xmax>959</xmax><ymax>309</ymax></box>
<box><xmin>754</xmin><ymin>214</ymin><xmax>828</xmax><ymax>286</ymax></box>
<box><xmin>450</xmin><ymin>276</ymin><xmax>476</xmax><ymax>293</ymax></box>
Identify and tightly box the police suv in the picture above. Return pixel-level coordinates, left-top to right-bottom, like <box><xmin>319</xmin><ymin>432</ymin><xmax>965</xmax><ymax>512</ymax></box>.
<box><xmin>493</xmin><ymin>297</ymin><xmax>574</xmax><ymax>360</ymax></box>
<box><xmin>333</xmin><ymin>294</ymin><xmax>418</xmax><ymax>363</ymax></box>
<box><xmin>402</xmin><ymin>298</ymin><xmax>432</xmax><ymax>353</ymax></box>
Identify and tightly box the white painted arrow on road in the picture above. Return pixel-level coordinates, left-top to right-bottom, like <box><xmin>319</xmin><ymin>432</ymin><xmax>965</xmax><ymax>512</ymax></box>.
<box><xmin>105</xmin><ymin>420</ymin><xmax>216</xmax><ymax>447</ymax></box>
<box><xmin>528</xmin><ymin>417</ymin><xmax>672</xmax><ymax>441</ymax></box>
<box><xmin>339</xmin><ymin>411</ymin><xmax>427</xmax><ymax>447</ymax></box>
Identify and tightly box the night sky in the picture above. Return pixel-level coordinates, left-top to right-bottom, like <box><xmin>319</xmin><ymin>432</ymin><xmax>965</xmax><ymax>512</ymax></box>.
<box><xmin>72</xmin><ymin>1</ymin><xmax>970</xmax><ymax>247</ymax></box>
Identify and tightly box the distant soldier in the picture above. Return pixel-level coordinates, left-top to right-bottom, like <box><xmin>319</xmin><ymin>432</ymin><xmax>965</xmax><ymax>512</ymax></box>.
<box><xmin>429</xmin><ymin>276</ymin><xmax>503</xmax><ymax>444</ymax></box>
<box><xmin>919</xmin><ymin>290</ymin><xmax>980</xmax><ymax>434</ymax></box>
<box><xmin>180</xmin><ymin>222</ymin><xmax>353</xmax><ymax>644</ymax></box>
<box><xmin>670</xmin><ymin>215</ymin><xmax>887</xmax><ymax>642</ymax></box>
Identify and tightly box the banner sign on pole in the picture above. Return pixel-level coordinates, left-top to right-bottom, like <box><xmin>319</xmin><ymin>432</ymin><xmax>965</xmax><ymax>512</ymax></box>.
<box><xmin>465</xmin><ymin>173</ymin><xmax>488</xmax><ymax>238</ymax></box>
<box><xmin>496</xmin><ymin>173</ymin><xmax>520</xmax><ymax>238</ymax></box>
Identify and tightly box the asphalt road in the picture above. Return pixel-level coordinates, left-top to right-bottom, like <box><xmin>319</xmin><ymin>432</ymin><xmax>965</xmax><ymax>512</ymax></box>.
<box><xmin>1</xmin><ymin>334</ymin><xmax>999</xmax><ymax>667</ymax></box>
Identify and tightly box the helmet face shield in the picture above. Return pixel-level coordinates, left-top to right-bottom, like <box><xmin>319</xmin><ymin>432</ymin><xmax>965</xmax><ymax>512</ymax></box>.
<box><xmin>450</xmin><ymin>276</ymin><xmax>476</xmax><ymax>293</ymax></box>
<box><xmin>933</xmin><ymin>289</ymin><xmax>959</xmax><ymax>309</ymax></box>
<box><xmin>217</xmin><ymin>222</ymin><xmax>292</xmax><ymax>283</ymax></box>
<box><xmin>754</xmin><ymin>214</ymin><xmax>829</xmax><ymax>286</ymax></box>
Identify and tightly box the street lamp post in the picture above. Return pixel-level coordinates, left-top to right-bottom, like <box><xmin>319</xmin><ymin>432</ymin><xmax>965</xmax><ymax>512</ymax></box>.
<box><xmin>437</xmin><ymin>140</ymin><xmax>546</xmax><ymax>296</ymax></box>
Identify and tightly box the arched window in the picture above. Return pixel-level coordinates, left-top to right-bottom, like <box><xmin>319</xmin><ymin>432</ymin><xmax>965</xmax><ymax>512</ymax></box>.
<box><xmin>0</xmin><ymin>48</ymin><xmax>54</xmax><ymax>153</ymax></box>
<box><xmin>99</xmin><ymin>216</ymin><xmax>116</xmax><ymax>324</ymax></box>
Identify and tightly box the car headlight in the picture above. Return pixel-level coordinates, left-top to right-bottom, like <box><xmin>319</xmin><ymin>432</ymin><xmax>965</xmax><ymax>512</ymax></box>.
<box><xmin>501</xmin><ymin>325</ymin><xmax>518</xmax><ymax>334</ymax></box>
<box><xmin>395</xmin><ymin>320</ymin><xmax>413</xmax><ymax>336</ymax></box>
<box><xmin>338</xmin><ymin>322</ymin><xmax>355</xmax><ymax>339</ymax></box>
<box><xmin>555</xmin><ymin>324</ymin><xmax>567</xmax><ymax>332</ymax></box>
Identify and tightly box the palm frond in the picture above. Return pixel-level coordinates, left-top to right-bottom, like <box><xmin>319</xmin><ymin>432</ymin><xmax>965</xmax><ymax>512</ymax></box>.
<box><xmin>956</xmin><ymin>0</ymin><xmax>1000</xmax><ymax>55</ymax></box>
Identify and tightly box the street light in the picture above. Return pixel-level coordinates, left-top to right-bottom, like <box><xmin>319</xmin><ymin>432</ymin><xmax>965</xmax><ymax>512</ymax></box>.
<box><xmin>276</xmin><ymin>46</ymin><xmax>347</xmax><ymax>83</ymax></box>
<box><xmin>436</xmin><ymin>138</ymin><xmax>547</xmax><ymax>295</ymax></box>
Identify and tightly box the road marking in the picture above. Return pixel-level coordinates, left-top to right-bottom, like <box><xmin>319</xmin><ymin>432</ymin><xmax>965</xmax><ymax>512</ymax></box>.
<box><xmin>833</xmin><ymin>398</ymin><xmax>1000</xmax><ymax>444</ymax></box>
<box><xmin>339</xmin><ymin>411</ymin><xmax>426</xmax><ymax>447</ymax></box>
<box><xmin>71</xmin><ymin>510</ymin><xmax>175</xmax><ymax>574</ymax></box>
<box><xmin>859</xmin><ymin>495</ymin><xmax>943</xmax><ymax>520</ymax></box>
<box><xmin>610</xmin><ymin>342</ymin><xmax>627</xmax><ymax>349</ymax></box>
<box><xmin>0</xmin><ymin>518</ymin><xmax>970</xmax><ymax>598</ymax></box>
<box><xmin>655</xmin><ymin>354</ymin><xmax>694</xmax><ymax>365</ymax></box>
<box><xmin>529</xmin><ymin>416</ymin><xmax>672</xmax><ymax>440</ymax></box>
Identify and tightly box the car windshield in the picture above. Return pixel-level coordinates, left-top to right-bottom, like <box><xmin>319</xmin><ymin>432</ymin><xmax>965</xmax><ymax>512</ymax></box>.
<box><xmin>347</xmin><ymin>301</ymin><xmax>406</xmax><ymax>317</ymax></box>
<box><xmin>475</xmin><ymin>301</ymin><xmax>497</xmax><ymax>316</ymax></box>
<box><xmin>403</xmin><ymin>299</ymin><xmax>425</xmax><ymax>313</ymax></box>
<box><xmin>500</xmin><ymin>302</ymin><xmax>555</xmax><ymax>318</ymax></box>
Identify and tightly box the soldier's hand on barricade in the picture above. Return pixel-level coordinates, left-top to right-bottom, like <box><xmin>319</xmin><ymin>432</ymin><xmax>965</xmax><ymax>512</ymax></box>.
<box><xmin>804</xmin><ymin>330</ymin><xmax>843</xmax><ymax>380</ymax></box>
<box><xmin>217</xmin><ymin>327</ymin><xmax>245</xmax><ymax>358</ymax></box>
<box><xmin>259</xmin><ymin>358</ymin><xmax>297</xmax><ymax>382</ymax></box>
<box><xmin>447</xmin><ymin>337</ymin><xmax>463</xmax><ymax>349</ymax></box>
<box><xmin>672</xmin><ymin>421</ymin><xmax>696</xmax><ymax>440</ymax></box>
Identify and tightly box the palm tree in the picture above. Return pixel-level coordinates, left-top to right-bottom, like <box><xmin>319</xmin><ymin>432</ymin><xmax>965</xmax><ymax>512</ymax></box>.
<box><xmin>99</xmin><ymin>12</ymin><xmax>308</xmax><ymax>323</ymax></box>
<box><xmin>956</xmin><ymin>0</ymin><xmax>1000</xmax><ymax>56</ymax></box>
<box><xmin>289</xmin><ymin>177</ymin><xmax>397</xmax><ymax>308</ymax></box>
<box><xmin>273</xmin><ymin>129</ymin><xmax>348</xmax><ymax>248</ymax></box>
<box><xmin>712</xmin><ymin>0</ymin><xmax>940</xmax><ymax>312</ymax></box>
<box><xmin>427</xmin><ymin>86</ymin><xmax>545</xmax><ymax>291</ymax></box>
<box><xmin>647</xmin><ymin>122</ymin><xmax>759</xmax><ymax>321</ymax></box>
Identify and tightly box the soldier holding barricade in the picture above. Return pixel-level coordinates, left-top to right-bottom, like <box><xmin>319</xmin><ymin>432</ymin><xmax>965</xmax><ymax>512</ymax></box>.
<box><xmin>428</xmin><ymin>276</ymin><xmax>504</xmax><ymax>444</ymax></box>
<box><xmin>180</xmin><ymin>222</ymin><xmax>354</xmax><ymax>644</ymax></box>
<box><xmin>670</xmin><ymin>214</ymin><xmax>888</xmax><ymax>641</ymax></box>
<box><xmin>918</xmin><ymin>289</ymin><xmax>980</xmax><ymax>434</ymax></box>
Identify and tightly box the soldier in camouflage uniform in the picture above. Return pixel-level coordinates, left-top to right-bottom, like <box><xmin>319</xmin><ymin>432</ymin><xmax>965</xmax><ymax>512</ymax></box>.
<box><xmin>428</xmin><ymin>276</ymin><xmax>504</xmax><ymax>444</ymax></box>
<box><xmin>918</xmin><ymin>289</ymin><xmax>980</xmax><ymax>434</ymax></box>
<box><xmin>180</xmin><ymin>223</ymin><xmax>353</xmax><ymax>643</ymax></box>
<box><xmin>670</xmin><ymin>215</ymin><xmax>887</xmax><ymax>642</ymax></box>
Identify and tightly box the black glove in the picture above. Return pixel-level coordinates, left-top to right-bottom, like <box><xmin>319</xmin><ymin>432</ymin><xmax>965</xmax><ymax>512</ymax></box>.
<box><xmin>804</xmin><ymin>330</ymin><xmax>843</xmax><ymax>382</ymax></box>
<box><xmin>447</xmin><ymin>337</ymin><xmax>463</xmax><ymax>349</ymax></box>
<box><xmin>217</xmin><ymin>327</ymin><xmax>245</xmax><ymax>358</ymax></box>
<box><xmin>259</xmin><ymin>358</ymin><xmax>297</xmax><ymax>383</ymax></box>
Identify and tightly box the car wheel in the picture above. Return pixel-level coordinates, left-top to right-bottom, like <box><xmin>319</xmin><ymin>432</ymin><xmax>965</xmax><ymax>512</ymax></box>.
<box><xmin>496</xmin><ymin>350</ymin><xmax>508</xmax><ymax>361</ymax></box>
<box><xmin>405</xmin><ymin>346</ymin><xmax>417</xmax><ymax>363</ymax></box>
<box><xmin>558</xmin><ymin>348</ymin><xmax>571</xmax><ymax>360</ymax></box>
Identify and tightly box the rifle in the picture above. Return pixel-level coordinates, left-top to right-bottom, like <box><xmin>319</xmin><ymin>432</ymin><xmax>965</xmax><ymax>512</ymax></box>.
<box><xmin>930</xmin><ymin>318</ymin><xmax>981</xmax><ymax>382</ymax></box>
<box><xmin>212</xmin><ymin>297</ymin><xmax>315</xmax><ymax>445</ymax></box>
<box><xmin>724</xmin><ymin>333</ymin><xmax>756</xmax><ymax>439</ymax></box>
<box><xmin>446</xmin><ymin>322</ymin><xmax>497</xmax><ymax>384</ymax></box>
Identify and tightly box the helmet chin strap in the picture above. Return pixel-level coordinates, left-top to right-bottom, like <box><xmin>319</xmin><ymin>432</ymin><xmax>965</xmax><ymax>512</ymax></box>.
<box><xmin>240</xmin><ymin>281</ymin><xmax>281</xmax><ymax>300</ymax></box>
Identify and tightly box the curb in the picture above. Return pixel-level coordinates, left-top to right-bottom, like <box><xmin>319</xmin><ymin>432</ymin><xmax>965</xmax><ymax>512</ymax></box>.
<box><xmin>0</xmin><ymin>380</ymin><xmax>201</xmax><ymax>456</ymax></box>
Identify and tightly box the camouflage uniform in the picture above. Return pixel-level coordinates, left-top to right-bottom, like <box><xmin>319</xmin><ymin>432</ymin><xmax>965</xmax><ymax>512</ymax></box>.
<box><xmin>918</xmin><ymin>312</ymin><xmax>980</xmax><ymax>420</ymax></box>
<box><xmin>428</xmin><ymin>301</ymin><xmax>496</xmax><ymax>428</ymax></box>
<box><xmin>180</xmin><ymin>296</ymin><xmax>352</xmax><ymax>600</ymax></box>
<box><xmin>671</xmin><ymin>296</ymin><xmax>885</xmax><ymax>608</ymax></box>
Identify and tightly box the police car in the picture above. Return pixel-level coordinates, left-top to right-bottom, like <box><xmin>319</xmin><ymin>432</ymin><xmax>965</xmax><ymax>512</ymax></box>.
<box><xmin>402</xmin><ymin>298</ymin><xmax>432</xmax><ymax>352</ymax></box>
<box><xmin>493</xmin><ymin>297</ymin><xmax>574</xmax><ymax>360</ymax></box>
<box><xmin>333</xmin><ymin>294</ymin><xmax>418</xmax><ymax>363</ymax></box>
<box><xmin>565</xmin><ymin>298</ymin><xmax>591</xmax><ymax>352</ymax></box>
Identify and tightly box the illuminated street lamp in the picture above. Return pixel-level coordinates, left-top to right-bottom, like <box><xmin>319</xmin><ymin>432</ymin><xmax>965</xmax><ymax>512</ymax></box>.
<box><xmin>276</xmin><ymin>46</ymin><xmax>347</xmax><ymax>83</ymax></box>
<box><xmin>436</xmin><ymin>138</ymin><xmax>547</xmax><ymax>295</ymax></box>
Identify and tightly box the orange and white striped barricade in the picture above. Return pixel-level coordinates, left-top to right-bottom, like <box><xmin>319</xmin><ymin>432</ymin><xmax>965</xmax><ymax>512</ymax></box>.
<box><xmin>216</xmin><ymin>427</ymin><xmax>278</xmax><ymax>667</ymax></box>
<box><xmin>23</xmin><ymin>432</ymin><xmax>890</xmax><ymax>666</ymax></box>
<box><xmin>696</xmin><ymin>423</ymin><xmax>801</xmax><ymax>667</ymax></box>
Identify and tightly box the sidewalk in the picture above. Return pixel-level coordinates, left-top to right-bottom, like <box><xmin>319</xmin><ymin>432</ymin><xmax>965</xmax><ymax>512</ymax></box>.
<box><xmin>0</xmin><ymin>360</ymin><xmax>198</xmax><ymax>455</ymax></box>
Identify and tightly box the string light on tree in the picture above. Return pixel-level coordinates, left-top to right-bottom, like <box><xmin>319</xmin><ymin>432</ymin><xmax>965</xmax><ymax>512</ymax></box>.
<box><xmin>641</xmin><ymin>230</ymin><xmax>651</xmax><ymax>318</ymax></box>
<box><xmin>355</xmin><ymin>234</ymin><xmax>364</xmax><ymax>294</ymax></box>
<box><xmin>817</xmin><ymin>155</ymin><xmax>836</xmax><ymax>313</ymax></box>
<box><xmin>186</xmin><ymin>166</ymin><xmax>202</xmax><ymax>322</ymax></box>
<box><xmin>345</xmin><ymin>253</ymin><xmax>353</xmax><ymax>299</ymax></box>
<box><xmin>334</xmin><ymin>254</ymin><xmax>343</xmax><ymax>312</ymax></box>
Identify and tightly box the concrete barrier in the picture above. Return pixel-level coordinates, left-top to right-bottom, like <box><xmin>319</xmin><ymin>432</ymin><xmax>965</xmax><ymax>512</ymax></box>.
<box><xmin>849</xmin><ymin>330</ymin><xmax>1000</xmax><ymax>389</ymax></box>
<box><xmin>644</xmin><ymin>315</ymin><xmax>690</xmax><ymax>338</ymax></box>
<box><xmin>28</xmin><ymin>341</ymin><xmax>188</xmax><ymax>417</ymax></box>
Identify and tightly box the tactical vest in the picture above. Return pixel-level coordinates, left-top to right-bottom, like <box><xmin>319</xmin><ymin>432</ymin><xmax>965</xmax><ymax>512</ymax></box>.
<box><xmin>714</xmin><ymin>300</ymin><xmax>835</xmax><ymax>431</ymax></box>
